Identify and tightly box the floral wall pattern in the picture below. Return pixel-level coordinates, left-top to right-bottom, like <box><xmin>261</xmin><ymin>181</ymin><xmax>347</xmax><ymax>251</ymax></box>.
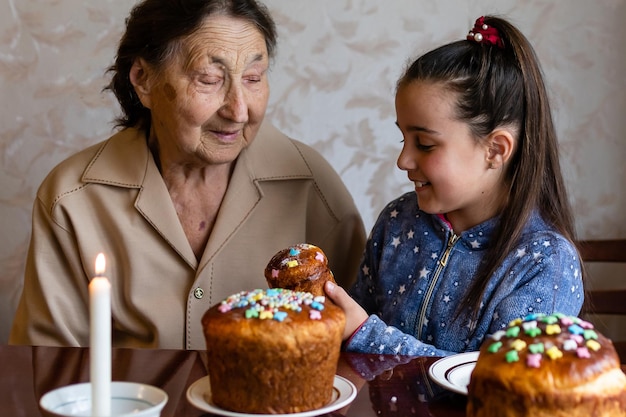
<box><xmin>1</xmin><ymin>0</ymin><xmax>625</xmax><ymax>343</ymax></box>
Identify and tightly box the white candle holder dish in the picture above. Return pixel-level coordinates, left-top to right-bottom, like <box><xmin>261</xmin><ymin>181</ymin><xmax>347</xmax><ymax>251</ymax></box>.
<box><xmin>39</xmin><ymin>381</ymin><xmax>167</xmax><ymax>417</ymax></box>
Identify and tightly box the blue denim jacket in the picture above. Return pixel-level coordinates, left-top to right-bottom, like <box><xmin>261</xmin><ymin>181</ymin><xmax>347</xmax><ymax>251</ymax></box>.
<box><xmin>346</xmin><ymin>192</ymin><xmax>583</xmax><ymax>356</ymax></box>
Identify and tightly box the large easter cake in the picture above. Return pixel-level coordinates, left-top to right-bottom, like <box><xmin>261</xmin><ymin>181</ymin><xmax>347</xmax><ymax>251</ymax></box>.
<box><xmin>202</xmin><ymin>289</ymin><xmax>345</xmax><ymax>413</ymax></box>
<box><xmin>467</xmin><ymin>313</ymin><xmax>626</xmax><ymax>417</ymax></box>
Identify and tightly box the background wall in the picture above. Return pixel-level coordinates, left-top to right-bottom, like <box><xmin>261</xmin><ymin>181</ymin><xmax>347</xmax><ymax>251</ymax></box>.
<box><xmin>1</xmin><ymin>0</ymin><xmax>625</xmax><ymax>344</ymax></box>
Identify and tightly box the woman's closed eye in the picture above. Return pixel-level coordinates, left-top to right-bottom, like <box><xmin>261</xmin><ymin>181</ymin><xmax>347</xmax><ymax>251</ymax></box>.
<box><xmin>244</xmin><ymin>75</ymin><xmax>262</xmax><ymax>84</ymax></box>
<box><xmin>198</xmin><ymin>77</ymin><xmax>221</xmax><ymax>86</ymax></box>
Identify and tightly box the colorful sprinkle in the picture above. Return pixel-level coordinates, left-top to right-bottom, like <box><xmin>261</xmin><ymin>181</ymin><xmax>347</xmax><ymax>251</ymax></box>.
<box><xmin>546</xmin><ymin>346</ymin><xmax>563</xmax><ymax>360</ymax></box>
<box><xmin>568</xmin><ymin>324</ymin><xmax>584</xmax><ymax>335</ymax></box>
<box><xmin>245</xmin><ymin>308</ymin><xmax>259</xmax><ymax>319</ymax></box>
<box><xmin>510</xmin><ymin>339</ymin><xmax>527</xmax><ymax>351</ymax></box>
<box><xmin>273</xmin><ymin>311</ymin><xmax>288</xmax><ymax>322</ymax></box>
<box><xmin>490</xmin><ymin>330</ymin><xmax>506</xmax><ymax>341</ymax></box>
<box><xmin>505</xmin><ymin>350</ymin><xmax>519</xmax><ymax>363</ymax></box>
<box><xmin>586</xmin><ymin>340</ymin><xmax>601</xmax><ymax>351</ymax></box>
<box><xmin>488</xmin><ymin>341</ymin><xmax>503</xmax><ymax>353</ymax></box>
<box><xmin>527</xmin><ymin>353</ymin><xmax>542</xmax><ymax>368</ymax></box>
<box><xmin>506</xmin><ymin>326</ymin><xmax>520</xmax><ymax>338</ymax></box>
<box><xmin>562</xmin><ymin>339</ymin><xmax>578</xmax><ymax>351</ymax></box>
<box><xmin>260</xmin><ymin>310</ymin><xmax>273</xmax><ymax>320</ymax></box>
<box><xmin>309</xmin><ymin>310</ymin><xmax>322</xmax><ymax>320</ymax></box>
<box><xmin>525</xmin><ymin>327</ymin><xmax>542</xmax><ymax>337</ymax></box>
<box><xmin>311</xmin><ymin>301</ymin><xmax>324</xmax><ymax>311</ymax></box>
<box><xmin>583</xmin><ymin>330</ymin><xmax>598</xmax><ymax>340</ymax></box>
<box><xmin>287</xmin><ymin>260</ymin><xmax>298</xmax><ymax>268</ymax></box>
<box><xmin>546</xmin><ymin>324</ymin><xmax>561</xmax><ymax>335</ymax></box>
<box><xmin>528</xmin><ymin>343</ymin><xmax>544</xmax><ymax>354</ymax></box>
<box><xmin>577</xmin><ymin>347</ymin><xmax>591</xmax><ymax>358</ymax></box>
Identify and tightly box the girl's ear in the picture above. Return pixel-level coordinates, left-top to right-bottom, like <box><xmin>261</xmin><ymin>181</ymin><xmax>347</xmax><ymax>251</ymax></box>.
<box><xmin>486</xmin><ymin>128</ymin><xmax>515</xmax><ymax>169</ymax></box>
<box><xmin>129</xmin><ymin>58</ymin><xmax>153</xmax><ymax>109</ymax></box>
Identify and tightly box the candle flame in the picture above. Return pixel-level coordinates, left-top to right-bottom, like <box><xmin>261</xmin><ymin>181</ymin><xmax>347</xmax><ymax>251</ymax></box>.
<box><xmin>95</xmin><ymin>253</ymin><xmax>106</xmax><ymax>276</ymax></box>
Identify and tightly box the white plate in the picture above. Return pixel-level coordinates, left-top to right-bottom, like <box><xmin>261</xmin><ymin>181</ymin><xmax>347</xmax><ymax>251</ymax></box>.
<box><xmin>39</xmin><ymin>381</ymin><xmax>168</xmax><ymax>417</ymax></box>
<box><xmin>186</xmin><ymin>375</ymin><xmax>357</xmax><ymax>417</ymax></box>
<box><xmin>428</xmin><ymin>351</ymin><xmax>479</xmax><ymax>395</ymax></box>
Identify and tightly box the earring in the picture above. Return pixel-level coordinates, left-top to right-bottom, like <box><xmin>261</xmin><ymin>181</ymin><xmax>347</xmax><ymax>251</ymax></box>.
<box><xmin>488</xmin><ymin>162</ymin><xmax>495</xmax><ymax>169</ymax></box>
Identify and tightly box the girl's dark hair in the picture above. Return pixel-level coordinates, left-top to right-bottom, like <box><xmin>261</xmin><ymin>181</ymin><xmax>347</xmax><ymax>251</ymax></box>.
<box><xmin>397</xmin><ymin>16</ymin><xmax>579</xmax><ymax>320</ymax></box>
<box><xmin>104</xmin><ymin>0</ymin><xmax>277</xmax><ymax>130</ymax></box>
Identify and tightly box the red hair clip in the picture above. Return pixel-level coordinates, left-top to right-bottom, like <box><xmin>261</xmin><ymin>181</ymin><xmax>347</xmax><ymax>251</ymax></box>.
<box><xmin>467</xmin><ymin>16</ymin><xmax>504</xmax><ymax>48</ymax></box>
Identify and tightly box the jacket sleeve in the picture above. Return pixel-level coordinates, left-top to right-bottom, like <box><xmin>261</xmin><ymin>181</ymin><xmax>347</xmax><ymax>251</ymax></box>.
<box><xmin>485</xmin><ymin>235</ymin><xmax>584</xmax><ymax>336</ymax></box>
<box><xmin>343</xmin><ymin>314</ymin><xmax>457</xmax><ymax>356</ymax></box>
<box><xmin>9</xmin><ymin>195</ymin><xmax>90</xmax><ymax>347</ymax></box>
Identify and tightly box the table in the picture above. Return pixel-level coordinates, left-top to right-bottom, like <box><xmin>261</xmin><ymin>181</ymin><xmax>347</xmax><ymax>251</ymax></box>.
<box><xmin>0</xmin><ymin>344</ymin><xmax>467</xmax><ymax>417</ymax></box>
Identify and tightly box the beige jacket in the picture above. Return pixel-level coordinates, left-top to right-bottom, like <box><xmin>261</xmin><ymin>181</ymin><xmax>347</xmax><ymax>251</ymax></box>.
<box><xmin>10</xmin><ymin>123</ymin><xmax>366</xmax><ymax>349</ymax></box>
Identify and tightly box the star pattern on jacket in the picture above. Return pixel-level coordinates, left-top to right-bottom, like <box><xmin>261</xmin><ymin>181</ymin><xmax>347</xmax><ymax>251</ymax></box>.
<box><xmin>346</xmin><ymin>192</ymin><xmax>585</xmax><ymax>357</ymax></box>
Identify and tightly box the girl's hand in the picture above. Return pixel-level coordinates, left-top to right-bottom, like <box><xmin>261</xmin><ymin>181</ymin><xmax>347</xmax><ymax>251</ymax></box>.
<box><xmin>324</xmin><ymin>280</ymin><xmax>369</xmax><ymax>341</ymax></box>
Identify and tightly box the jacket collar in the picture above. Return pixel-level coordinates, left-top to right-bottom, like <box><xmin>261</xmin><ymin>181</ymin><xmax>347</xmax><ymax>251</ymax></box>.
<box><xmin>80</xmin><ymin>123</ymin><xmax>314</xmax><ymax>270</ymax></box>
<box><xmin>81</xmin><ymin>127</ymin><xmax>149</xmax><ymax>188</ymax></box>
<box><xmin>430</xmin><ymin>208</ymin><xmax>547</xmax><ymax>252</ymax></box>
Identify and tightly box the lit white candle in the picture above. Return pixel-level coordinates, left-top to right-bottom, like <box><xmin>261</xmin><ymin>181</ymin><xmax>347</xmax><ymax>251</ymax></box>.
<box><xmin>90</xmin><ymin>253</ymin><xmax>111</xmax><ymax>417</ymax></box>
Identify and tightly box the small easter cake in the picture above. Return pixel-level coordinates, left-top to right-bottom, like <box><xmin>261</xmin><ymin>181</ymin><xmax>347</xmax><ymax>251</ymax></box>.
<box><xmin>467</xmin><ymin>313</ymin><xmax>626</xmax><ymax>417</ymax></box>
<box><xmin>264</xmin><ymin>243</ymin><xmax>336</xmax><ymax>297</ymax></box>
<box><xmin>202</xmin><ymin>288</ymin><xmax>346</xmax><ymax>414</ymax></box>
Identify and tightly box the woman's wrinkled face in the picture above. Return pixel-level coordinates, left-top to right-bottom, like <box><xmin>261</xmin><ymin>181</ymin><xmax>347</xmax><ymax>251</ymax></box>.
<box><xmin>138</xmin><ymin>15</ymin><xmax>270</xmax><ymax>166</ymax></box>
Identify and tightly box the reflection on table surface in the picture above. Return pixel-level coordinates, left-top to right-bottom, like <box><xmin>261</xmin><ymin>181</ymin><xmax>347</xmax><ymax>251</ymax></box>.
<box><xmin>0</xmin><ymin>344</ymin><xmax>467</xmax><ymax>417</ymax></box>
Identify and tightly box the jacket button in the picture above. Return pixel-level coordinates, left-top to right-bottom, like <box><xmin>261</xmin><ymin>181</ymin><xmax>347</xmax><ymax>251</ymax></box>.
<box><xmin>193</xmin><ymin>287</ymin><xmax>204</xmax><ymax>299</ymax></box>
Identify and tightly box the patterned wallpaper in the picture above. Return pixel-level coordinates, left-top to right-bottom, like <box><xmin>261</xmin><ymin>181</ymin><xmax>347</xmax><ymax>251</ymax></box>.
<box><xmin>1</xmin><ymin>0</ymin><xmax>625</xmax><ymax>343</ymax></box>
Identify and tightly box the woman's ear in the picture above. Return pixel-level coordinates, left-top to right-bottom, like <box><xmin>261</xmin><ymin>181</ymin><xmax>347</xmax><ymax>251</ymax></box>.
<box><xmin>129</xmin><ymin>58</ymin><xmax>152</xmax><ymax>109</ymax></box>
<box><xmin>486</xmin><ymin>128</ymin><xmax>515</xmax><ymax>169</ymax></box>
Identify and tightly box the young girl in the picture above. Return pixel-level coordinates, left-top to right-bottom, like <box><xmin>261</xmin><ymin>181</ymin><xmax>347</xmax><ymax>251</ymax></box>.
<box><xmin>325</xmin><ymin>16</ymin><xmax>584</xmax><ymax>356</ymax></box>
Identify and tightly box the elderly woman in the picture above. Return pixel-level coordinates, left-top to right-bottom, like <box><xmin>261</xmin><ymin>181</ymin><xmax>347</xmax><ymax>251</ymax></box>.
<box><xmin>10</xmin><ymin>0</ymin><xmax>365</xmax><ymax>349</ymax></box>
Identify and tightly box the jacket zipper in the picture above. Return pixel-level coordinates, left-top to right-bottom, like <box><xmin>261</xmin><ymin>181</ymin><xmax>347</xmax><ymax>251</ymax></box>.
<box><xmin>415</xmin><ymin>233</ymin><xmax>459</xmax><ymax>339</ymax></box>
